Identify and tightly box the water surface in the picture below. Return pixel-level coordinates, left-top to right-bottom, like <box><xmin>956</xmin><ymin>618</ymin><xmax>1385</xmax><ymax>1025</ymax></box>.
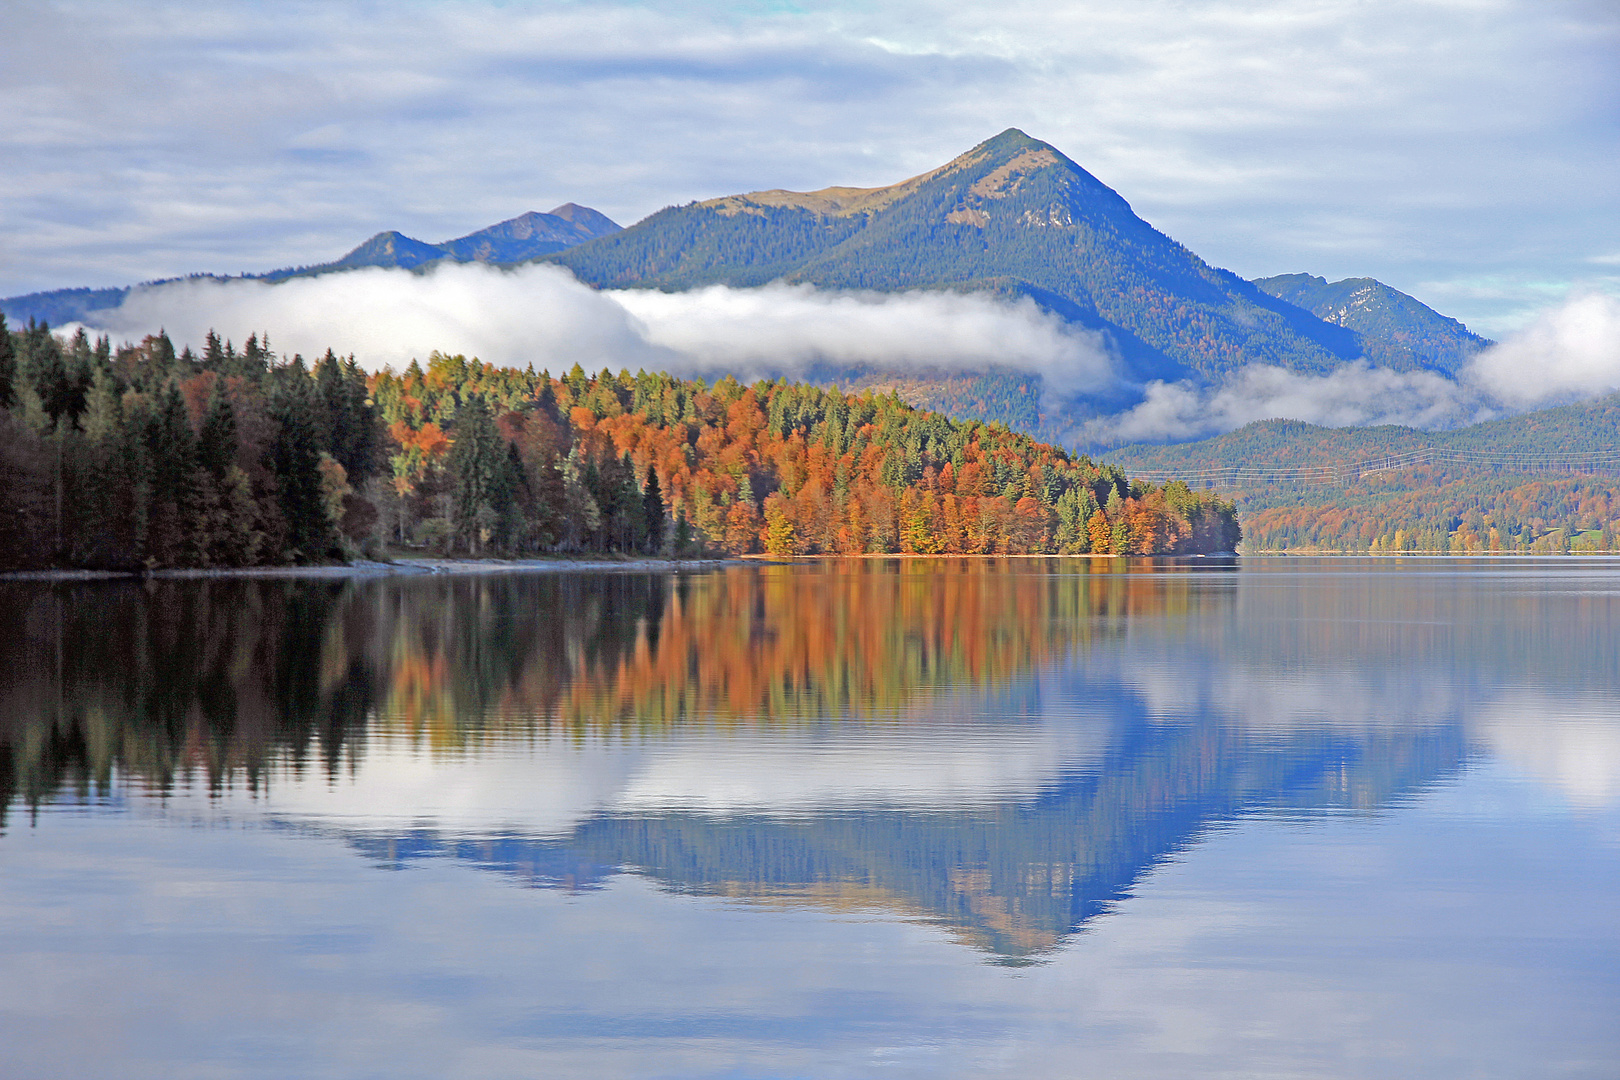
<box><xmin>2</xmin><ymin>558</ymin><xmax>1617</xmax><ymax>1078</ymax></box>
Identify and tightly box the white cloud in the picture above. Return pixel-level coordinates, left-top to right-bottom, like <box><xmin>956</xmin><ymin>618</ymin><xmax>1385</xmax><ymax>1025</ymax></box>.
<box><xmin>80</xmin><ymin>264</ymin><xmax>1620</xmax><ymax>447</ymax></box>
<box><xmin>1</xmin><ymin>0</ymin><xmax>1615</xmax><ymax>337</ymax></box>
<box><xmin>1085</xmin><ymin>361</ymin><xmax>1494</xmax><ymax>445</ymax></box>
<box><xmin>1086</xmin><ymin>291</ymin><xmax>1620</xmax><ymax>444</ymax></box>
<box><xmin>615</xmin><ymin>283</ymin><xmax>1117</xmax><ymax>392</ymax></box>
<box><xmin>1465</xmin><ymin>292</ymin><xmax>1620</xmax><ymax>407</ymax></box>
<box><xmin>86</xmin><ymin>262</ymin><xmax>1120</xmax><ymax>389</ymax></box>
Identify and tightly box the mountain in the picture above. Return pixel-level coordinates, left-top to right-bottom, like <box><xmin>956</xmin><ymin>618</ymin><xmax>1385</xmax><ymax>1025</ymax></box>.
<box><xmin>546</xmin><ymin>129</ymin><xmax>1374</xmax><ymax>385</ymax></box>
<box><xmin>0</xmin><ymin>204</ymin><xmax>621</xmax><ymax>326</ymax></box>
<box><xmin>269</xmin><ymin>203</ymin><xmax>622</xmax><ymax>278</ymax></box>
<box><xmin>1253</xmin><ymin>273</ymin><xmax>1492</xmax><ymax>373</ymax></box>
<box><xmin>316</xmin><ymin>230</ymin><xmax>449</xmax><ymax>272</ymax></box>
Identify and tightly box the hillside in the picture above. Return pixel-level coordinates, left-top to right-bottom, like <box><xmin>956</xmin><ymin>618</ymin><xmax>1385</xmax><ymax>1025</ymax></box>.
<box><xmin>0</xmin><ymin>321</ymin><xmax>1239</xmax><ymax>571</ymax></box>
<box><xmin>549</xmin><ymin>129</ymin><xmax>1371</xmax><ymax>385</ymax></box>
<box><xmin>1106</xmin><ymin>394</ymin><xmax>1620</xmax><ymax>552</ymax></box>
<box><xmin>1252</xmin><ymin>273</ymin><xmax>1491</xmax><ymax>373</ymax></box>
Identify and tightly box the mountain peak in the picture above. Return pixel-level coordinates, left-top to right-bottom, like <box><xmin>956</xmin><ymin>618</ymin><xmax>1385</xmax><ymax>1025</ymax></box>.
<box><xmin>546</xmin><ymin>203</ymin><xmax>621</xmax><ymax>238</ymax></box>
<box><xmin>1253</xmin><ymin>273</ymin><xmax>1492</xmax><ymax>372</ymax></box>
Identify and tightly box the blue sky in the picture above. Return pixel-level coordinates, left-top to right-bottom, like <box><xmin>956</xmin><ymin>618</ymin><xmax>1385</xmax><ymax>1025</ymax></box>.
<box><xmin>1</xmin><ymin>0</ymin><xmax>1616</xmax><ymax>335</ymax></box>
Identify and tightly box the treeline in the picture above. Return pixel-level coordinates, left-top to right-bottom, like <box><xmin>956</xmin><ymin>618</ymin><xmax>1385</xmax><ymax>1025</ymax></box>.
<box><xmin>373</xmin><ymin>351</ymin><xmax>1239</xmax><ymax>558</ymax></box>
<box><xmin>0</xmin><ymin>315</ymin><xmax>376</xmax><ymax>570</ymax></box>
<box><xmin>0</xmin><ymin>318</ymin><xmax>1238</xmax><ymax>570</ymax></box>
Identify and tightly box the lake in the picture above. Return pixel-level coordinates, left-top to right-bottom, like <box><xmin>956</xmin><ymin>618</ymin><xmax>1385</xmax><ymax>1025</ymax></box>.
<box><xmin>2</xmin><ymin>558</ymin><xmax>1617</xmax><ymax>1079</ymax></box>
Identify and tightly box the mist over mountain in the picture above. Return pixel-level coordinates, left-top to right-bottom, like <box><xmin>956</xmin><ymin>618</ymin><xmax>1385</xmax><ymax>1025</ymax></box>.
<box><xmin>2</xmin><ymin>127</ymin><xmax>1584</xmax><ymax>465</ymax></box>
<box><xmin>546</xmin><ymin>129</ymin><xmax>1377</xmax><ymax>387</ymax></box>
<box><xmin>0</xmin><ymin>204</ymin><xmax>621</xmax><ymax>327</ymax></box>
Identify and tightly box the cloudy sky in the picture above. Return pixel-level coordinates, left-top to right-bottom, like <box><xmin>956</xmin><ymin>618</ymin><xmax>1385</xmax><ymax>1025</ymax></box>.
<box><xmin>2</xmin><ymin>0</ymin><xmax>1616</xmax><ymax>336</ymax></box>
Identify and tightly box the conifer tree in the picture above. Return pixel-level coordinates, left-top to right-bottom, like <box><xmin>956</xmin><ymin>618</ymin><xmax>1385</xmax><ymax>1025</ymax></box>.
<box><xmin>642</xmin><ymin>466</ymin><xmax>665</xmax><ymax>554</ymax></box>
<box><xmin>267</xmin><ymin>357</ymin><xmax>330</xmax><ymax>560</ymax></box>
<box><xmin>198</xmin><ymin>383</ymin><xmax>238</xmax><ymax>478</ymax></box>
<box><xmin>448</xmin><ymin>394</ymin><xmax>510</xmax><ymax>554</ymax></box>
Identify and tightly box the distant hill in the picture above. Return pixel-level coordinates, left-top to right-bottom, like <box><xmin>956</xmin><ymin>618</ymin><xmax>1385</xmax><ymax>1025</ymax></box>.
<box><xmin>1103</xmin><ymin>393</ymin><xmax>1620</xmax><ymax>552</ymax></box>
<box><xmin>261</xmin><ymin>204</ymin><xmax>622</xmax><ymax>280</ymax></box>
<box><xmin>1252</xmin><ymin>273</ymin><xmax>1492</xmax><ymax>373</ymax></box>
<box><xmin>0</xmin><ymin>204</ymin><xmax>621</xmax><ymax>327</ymax></box>
<box><xmin>546</xmin><ymin>129</ymin><xmax>1374</xmax><ymax>386</ymax></box>
<box><xmin>1109</xmin><ymin>391</ymin><xmax>1620</xmax><ymax>474</ymax></box>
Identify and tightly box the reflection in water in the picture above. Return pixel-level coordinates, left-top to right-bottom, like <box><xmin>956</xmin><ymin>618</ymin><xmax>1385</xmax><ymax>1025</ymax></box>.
<box><xmin>9</xmin><ymin>559</ymin><xmax>1611</xmax><ymax>964</ymax></box>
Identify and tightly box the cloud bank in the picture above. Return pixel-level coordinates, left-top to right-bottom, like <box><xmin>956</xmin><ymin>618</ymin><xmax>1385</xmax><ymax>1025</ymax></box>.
<box><xmin>82</xmin><ymin>266</ymin><xmax>1619</xmax><ymax>447</ymax></box>
<box><xmin>90</xmin><ymin>261</ymin><xmax>1120</xmax><ymax>390</ymax></box>
<box><xmin>1086</xmin><ymin>292</ymin><xmax>1620</xmax><ymax>445</ymax></box>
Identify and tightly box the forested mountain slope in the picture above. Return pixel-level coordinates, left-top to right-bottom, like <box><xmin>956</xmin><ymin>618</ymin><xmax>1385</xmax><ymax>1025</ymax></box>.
<box><xmin>549</xmin><ymin>129</ymin><xmax>1369</xmax><ymax>385</ymax></box>
<box><xmin>1252</xmin><ymin>273</ymin><xmax>1491</xmax><ymax>373</ymax></box>
<box><xmin>1106</xmin><ymin>394</ymin><xmax>1620</xmax><ymax>552</ymax></box>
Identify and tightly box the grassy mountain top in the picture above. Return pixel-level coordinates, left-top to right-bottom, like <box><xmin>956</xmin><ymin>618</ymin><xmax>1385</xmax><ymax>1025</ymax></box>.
<box><xmin>549</xmin><ymin>129</ymin><xmax>1368</xmax><ymax>385</ymax></box>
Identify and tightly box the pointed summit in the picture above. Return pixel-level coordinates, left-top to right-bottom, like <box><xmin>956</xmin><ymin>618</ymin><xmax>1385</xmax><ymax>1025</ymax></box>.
<box><xmin>550</xmin><ymin>130</ymin><xmax>1358</xmax><ymax>383</ymax></box>
<box><xmin>329</xmin><ymin>231</ymin><xmax>447</xmax><ymax>271</ymax></box>
<box><xmin>547</xmin><ymin>203</ymin><xmax>621</xmax><ymax>239</ymax></box>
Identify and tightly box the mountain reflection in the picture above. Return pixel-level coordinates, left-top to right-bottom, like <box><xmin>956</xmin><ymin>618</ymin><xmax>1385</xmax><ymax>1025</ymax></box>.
<box><xmin>3</xmin><ymin>559</ymin><xmax>1605</xmax><ymax>960</ymax></box>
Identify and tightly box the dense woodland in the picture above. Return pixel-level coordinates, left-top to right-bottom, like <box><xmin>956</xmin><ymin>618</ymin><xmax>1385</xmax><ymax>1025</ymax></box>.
<box><xmin>1111</xmin><ymin>407</ymin><xmax>1620</xmax><ymax>553</ymax></box>
<box><xmin>0</xmin><ymin>316</ymin><xmax>1239</xmax><ymax>571</ymax></box>
<box><xmin>1242</xmin><ymin>472</ymin><xmax>1620</xmax><ymax>554</ymax></box>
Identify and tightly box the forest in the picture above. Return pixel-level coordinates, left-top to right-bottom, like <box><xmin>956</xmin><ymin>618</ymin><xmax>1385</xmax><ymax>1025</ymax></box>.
<box><xmin>1111</xmin><ymin>407</ymin><xmax>1620</xmax><ymax>553</ymax></box>
<box><xmin>0</xmin><ymin>315</ymin><xmax>1239</xmax><ymax>571</ymax></box>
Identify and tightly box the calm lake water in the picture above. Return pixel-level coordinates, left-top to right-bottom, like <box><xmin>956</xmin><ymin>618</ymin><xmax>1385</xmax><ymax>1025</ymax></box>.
<box><xmin>2</xmin><ymin>558</ymin><xmax>1617</xmax><ymax>1079</ymax></box>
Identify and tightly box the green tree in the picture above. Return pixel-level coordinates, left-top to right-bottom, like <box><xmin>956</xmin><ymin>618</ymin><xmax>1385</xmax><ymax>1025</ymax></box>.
<box><xmin>267</xmin><ymin>357</ymin><xmax>330</xmax><ymax>560</ymax></box>
<box><xmin>0</xmin><ymin>312</ymin><xmax>15</xmax><ymax>410</ymax></box>
<box><xmin>448</xmin><ymin>394</ymin><xmax>513</xmax><ymax>555</ymax></box>
<box><xmin>643</xmin><ymin>467</ymin><xmax>665</xmax><ymax>554</ymax></box>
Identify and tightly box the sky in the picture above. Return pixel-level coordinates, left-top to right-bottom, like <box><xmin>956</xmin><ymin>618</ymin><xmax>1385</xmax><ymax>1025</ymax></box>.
<box><xmin>2</xmin><ymin>0</ymin><xmax>1617</xmax><ymax>339</ymax></box>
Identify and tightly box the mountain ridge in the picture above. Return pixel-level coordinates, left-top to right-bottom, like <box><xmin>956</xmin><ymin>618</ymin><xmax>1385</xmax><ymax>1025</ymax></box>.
<box><xmin>0</xmin><ymin>204</ymin><xmax>621</xmax><ymax>327</ymax></box>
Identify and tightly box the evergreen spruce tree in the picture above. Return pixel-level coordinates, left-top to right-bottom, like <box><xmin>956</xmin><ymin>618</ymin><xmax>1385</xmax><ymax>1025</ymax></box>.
<box><xmin>143</xmin><ymin>383</ymin><xmax>201</xmax><ymax>566</ymax></box>
<box><xmin>448</xmin><ymin>394</ymin><xmax>508</xmax><ymax>555</ymax></box>
<box><xmin>267</xmin><ymin>357</ymin><xmax>330</xmax><ymax>560</ymax></box>
<box><xmin>535</xmin><ymin>372</ymin><xmax>560</xmax><ymax>422</ymax></box>
<box><xmin>642</xmin><ymin>467</ymin><xmax>665</xmax><ymax>554</ymax></box>
<box><xmin>198</xmin><ymin>383</ymin><xmax>238</xmax><ymax>478</ymax></box>
<box><xmin>203</xmin><ymin>330</ymin><xmax>226</xmax><ymax>371</ymax></box>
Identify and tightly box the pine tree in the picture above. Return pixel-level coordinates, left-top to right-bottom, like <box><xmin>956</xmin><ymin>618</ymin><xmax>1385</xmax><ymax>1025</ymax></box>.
<box><xmin>203</xmin><ymin>330</ymin><xmax>226</xmax><ymax>371</ymax></box>
<box><xmin>142</xmin><ymin>383</ymin><xmax>202</xmax><ymax>566</ymax></box>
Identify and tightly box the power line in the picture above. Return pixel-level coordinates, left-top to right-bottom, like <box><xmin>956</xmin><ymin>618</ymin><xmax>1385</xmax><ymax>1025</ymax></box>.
<box><xmin>1127</xmin><ymin>446</ymin><xmax>1620</xmax><ymax>487</ymax></box>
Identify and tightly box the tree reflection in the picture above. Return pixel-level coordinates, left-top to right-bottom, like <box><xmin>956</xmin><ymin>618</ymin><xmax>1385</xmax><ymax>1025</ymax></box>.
<box><xmin>2</xmin><ymin>560</ymin><xmax>1559</xmax><ymax>958</ymax></box>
